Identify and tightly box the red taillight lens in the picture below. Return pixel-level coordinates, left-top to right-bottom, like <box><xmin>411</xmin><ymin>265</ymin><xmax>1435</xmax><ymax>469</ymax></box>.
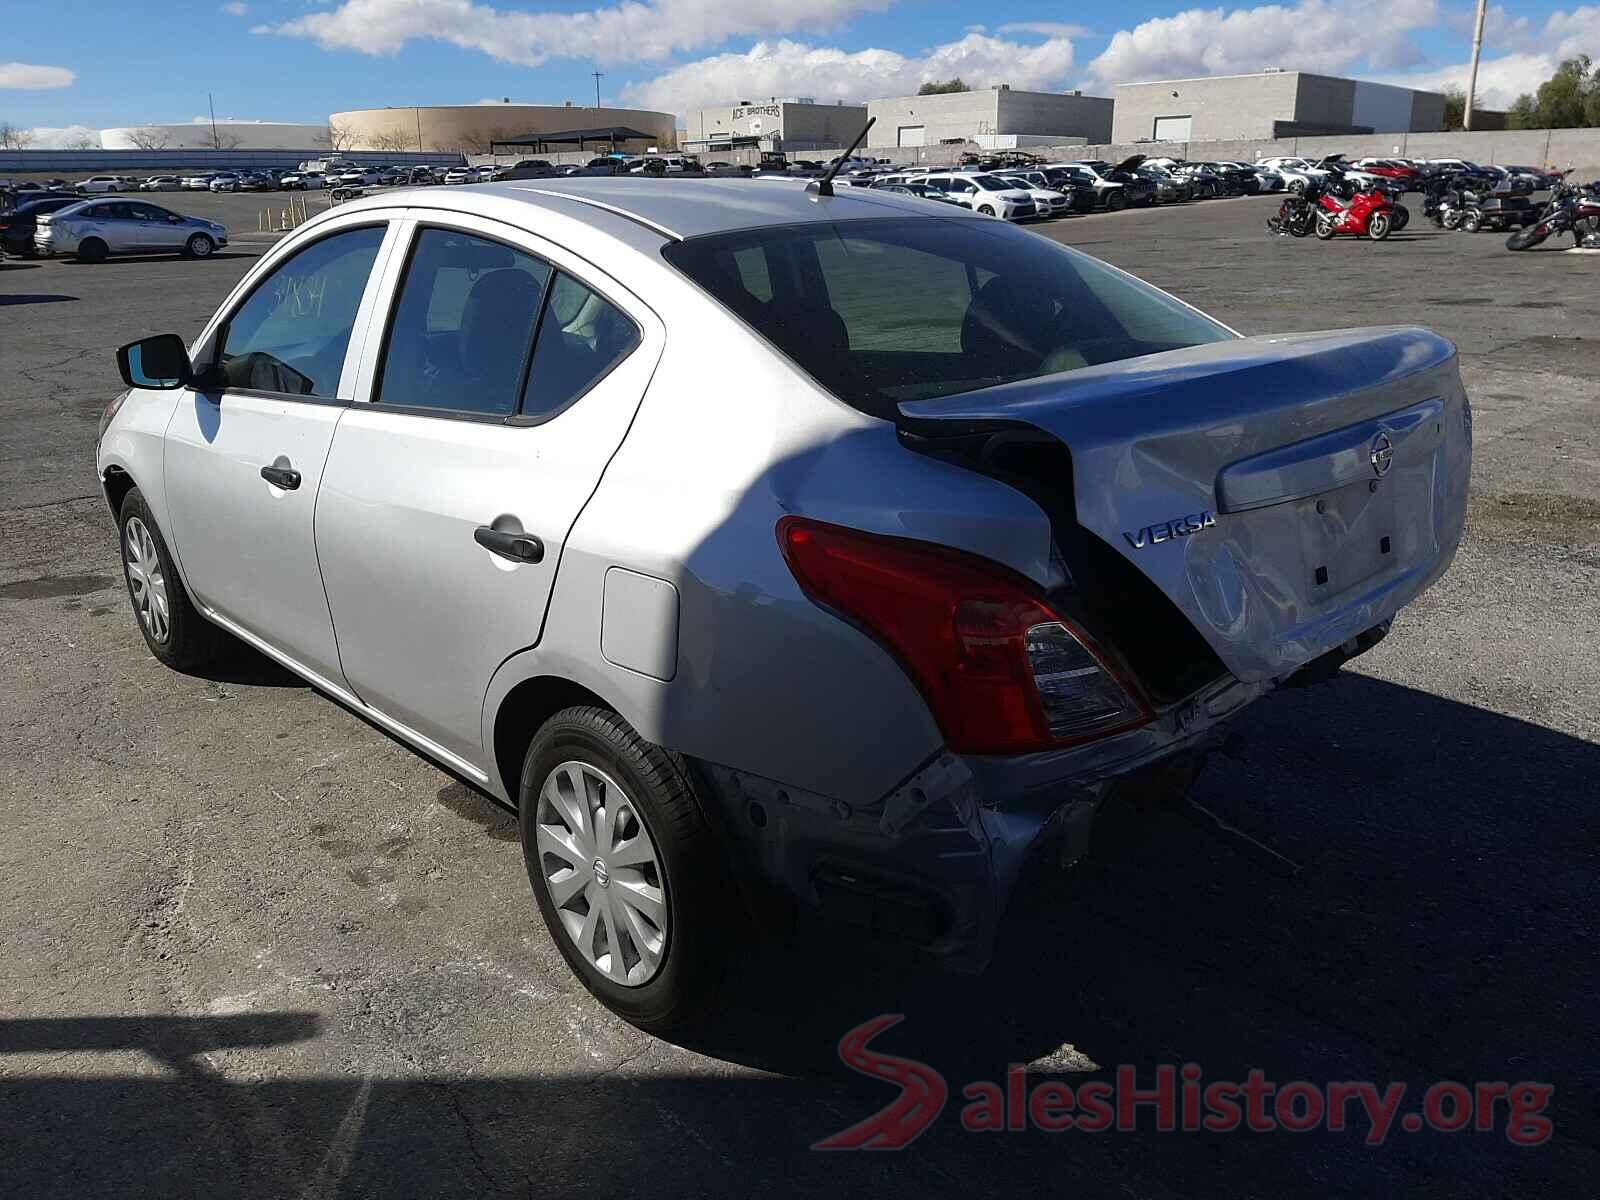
<box><xmin>778</xmin><ymin>517</ymin><xmax>1152</xmax><ymax>755</ymax></box>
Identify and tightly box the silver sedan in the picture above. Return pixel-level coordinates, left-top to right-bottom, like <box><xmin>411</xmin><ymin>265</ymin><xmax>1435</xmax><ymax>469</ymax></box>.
<box><xmin>95</xmin><ymin>179</ymin><xmax>1470</xmax><ymax>1029</ymax></box>
<box><xmin>35</xmin><ymin>199</ymin><xmax>227</xmax><ymax>262</ymax></box>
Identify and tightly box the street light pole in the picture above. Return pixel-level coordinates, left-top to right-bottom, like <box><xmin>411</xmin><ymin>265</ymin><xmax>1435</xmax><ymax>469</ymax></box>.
<box><xmin>208</xmin><ymin>92</ymin><xmax>219</xmax><ymax>150</ymax></box>
<box><xmin>1463</xmin><ymin>0</ymin><xmax>1487</xmax><ymax>130</ymax></box>
<box><xmin>593</xmin><ymin>71</ymin><xmax>604</xmax><ymax>115</ymax></box>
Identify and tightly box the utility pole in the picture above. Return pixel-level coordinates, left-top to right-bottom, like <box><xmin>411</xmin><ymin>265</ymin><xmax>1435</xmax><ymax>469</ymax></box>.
<box><xmin>593</xmin><ymin>71</ymin><xmax>604</xmax><ymax>115</ymax></box>
<box><xmin>1463</xmin><ymin>0</ymin><xmax>1487</xmax><ymax>130</ymax></box>
<box><xmin>208</xmin><ymin>92</ymin><xmax>219</xmax><ymax>150</ymax></box>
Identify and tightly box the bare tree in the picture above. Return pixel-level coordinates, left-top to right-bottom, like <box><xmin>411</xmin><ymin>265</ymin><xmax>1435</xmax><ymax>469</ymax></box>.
<box><xmin>457</xmin><ymin>127</ymin><xmax>501</xmax><ymax>155</ymax></box>
<box><xmin>368</xmin><ymin>126</ymin><xmax>414</xmax><ymax>153</ymax></box>
<box><xmin>207</xmin><ymin>126</ymin><xmax>245</xmax><ymax>151</ymax></box>
<box><xmin>326</xmin><ymin>120</ymin><xmax>358</xmax><ymax>151</ymax></box>
<box><xmin>127</xmin><ymin>126</ymin><xmax>173</xmax><ymax>150</ymax></box>
<box><xmin>0</xmin><ymin>122</ymin><xmax>35</xmax><ymax>150</ymax></box>
<box><xmin>65</xmin><ymin>131</ymin><xmax>98</xmax><ymax>150</ymax></box>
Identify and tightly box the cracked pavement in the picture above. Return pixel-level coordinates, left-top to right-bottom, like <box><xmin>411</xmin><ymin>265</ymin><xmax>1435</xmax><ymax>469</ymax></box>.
<box><xmin>1</xmin><ymin>193</ymin><xmax>1596</xmax><ymax>1197</ymax></box>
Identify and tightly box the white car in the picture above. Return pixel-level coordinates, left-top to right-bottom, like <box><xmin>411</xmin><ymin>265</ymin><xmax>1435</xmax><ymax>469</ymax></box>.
<box><xmin>1255</xmin><ymin>157</ymin><xmax>1328</xmax><ymax>194</ymax></box>
<box><xmin>992</xmin><ymin>170</ymin><xmax>1075</xmax><ymax>217</ymax></box>
<box><xmin>335</xmin><ymin>168</ymin><xmax>381</xmax><ymax>187</ymax></box>
<box><xmin>443</xmin><ymin>167</ymin><xmax>474</xmax><ymax>185</ymax></box>
<box><xmin>208</xmin><ymin>173</ymin><xmax>242</xmax><ymax>193</ymax></box>
<box><xmin>180</xmin><ymin>174</ymin><xmax>217</xmax><ymax>191</ymax></box>
<box><xmin>911</xmin><ymin>171</ymin><xmax>1037</xmax><ymax>220</ymax></box>
<box><xmin>281</xmin><ymin>172</ymin><xmax>325</xmax><ymax>190</ymax></box>
<box><xmin>140</xmin><ymin>176</ymin><xmax>182</xmax><ymax>192</ymax></box>
<box><xmin>77</xmin><ymin>175</ymin><xmax>131</xmax><ymax>194</ymax></box>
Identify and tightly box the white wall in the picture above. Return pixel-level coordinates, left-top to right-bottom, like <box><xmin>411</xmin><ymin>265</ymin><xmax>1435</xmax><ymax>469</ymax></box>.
<box><xmin>100</xmin><ymin>123</ymin><xmax>328</xmax><ymax>150</ymax></box>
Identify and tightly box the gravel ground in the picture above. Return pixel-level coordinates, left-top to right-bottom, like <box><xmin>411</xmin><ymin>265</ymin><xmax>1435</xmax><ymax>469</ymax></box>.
<box><xmin>1</xmin><ymin>190</ymin><xmax>1596</xmax><ymax>1198</ymax></box>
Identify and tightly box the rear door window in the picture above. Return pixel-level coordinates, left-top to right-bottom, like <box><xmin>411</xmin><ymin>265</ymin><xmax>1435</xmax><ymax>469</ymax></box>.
<box><xmin>520</xmin><ymin>273</ymin><xmax>642</xmax><ymax>421</ymax></box>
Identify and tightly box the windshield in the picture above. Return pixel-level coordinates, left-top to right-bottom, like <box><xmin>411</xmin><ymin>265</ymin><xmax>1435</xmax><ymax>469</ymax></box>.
<box><xmin>970</xmin><ymin>175</ymin><xmax>1011</xmax><ymax>191</ymax></box>
<box><xmin>661</xmin><ymin>217</ymin><xmax>1234</xmax><ymax>419</ymax></box>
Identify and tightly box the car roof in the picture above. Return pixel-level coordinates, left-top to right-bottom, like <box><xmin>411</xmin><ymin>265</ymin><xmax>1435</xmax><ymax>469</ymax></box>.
<box><xmin>339</xmin><ymin>177</ymin><xmax>977</xmax><ymax>241</ymax></box>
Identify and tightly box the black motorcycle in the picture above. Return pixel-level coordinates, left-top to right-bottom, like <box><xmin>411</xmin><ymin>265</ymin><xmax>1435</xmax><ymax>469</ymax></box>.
<box><xmin>1267</xmin><ymin>188</ymin><xmax>1318</xmax><ymax>236</ymax></box>
<box><xmin>1506</xmin><ymin>175</ymin><xmax>1600</xmax><ymax>250</ymax></box>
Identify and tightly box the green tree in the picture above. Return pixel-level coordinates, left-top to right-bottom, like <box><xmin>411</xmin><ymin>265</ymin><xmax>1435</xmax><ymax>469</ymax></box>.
<box><xmin>1441</xmin><ymin>85</ymin><xmax>1466</xmax><ymax>131</ymax></box>
<box><xmin>1506</xmin><ymin>94</ymin><xmax>1540</xmax><ymax>129</ymax></box>
<box><xmin>1534</xmin><ymin>56</ymin><xmax>1593</xmax><ymax>127</ymax></box>
<box><xmin>917</xmin><ymin>78</ymin><xmax>971</xmax><ymax>95</ymax></box>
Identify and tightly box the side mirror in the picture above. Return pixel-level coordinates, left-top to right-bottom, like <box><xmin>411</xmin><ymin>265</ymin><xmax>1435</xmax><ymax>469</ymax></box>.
<box><xmin>116</xmin><ymin>333</ymin><xmax>193</xmax><ymax>390</ymax></box>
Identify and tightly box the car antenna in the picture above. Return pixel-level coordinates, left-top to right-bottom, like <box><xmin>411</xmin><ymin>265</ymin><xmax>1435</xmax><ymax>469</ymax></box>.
<box><xmin>810</xmin><ymin>118</ymin><xmax>876</xmax><ymax>198</ymax></box>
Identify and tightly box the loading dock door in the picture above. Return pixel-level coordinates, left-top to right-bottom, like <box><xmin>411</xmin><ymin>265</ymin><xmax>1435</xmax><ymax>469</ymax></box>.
<box><xmin>897</xmin><ymin>125</ymin><xmax>926</xmax><ymax>147</ymax></box>
<box><xmin>1153</xmin><ymin>116</ymin><xmax>1192</xmax><ymax>142</ymax></box>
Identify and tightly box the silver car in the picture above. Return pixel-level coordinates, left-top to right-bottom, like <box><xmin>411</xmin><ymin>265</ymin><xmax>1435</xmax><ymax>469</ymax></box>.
<box><xmin>96</xmin><ymin>180</ymin><xmax>1471</xmax><ymax>1029</ymax></box>
<box><xmin>36</xmin><ymin>199</ymin><xmax>227</xmax><ymax>262</ymax></box>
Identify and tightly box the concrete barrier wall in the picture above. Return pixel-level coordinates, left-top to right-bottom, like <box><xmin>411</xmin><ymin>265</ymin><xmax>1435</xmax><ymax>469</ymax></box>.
<box><xmin>0</xmin><ymin>148</ymin><xmax>464</xmax><ymax>175</ymax></box>
<box><xmin>794</xmin><ymin>128</ymin><xmax>1600</xmax><ymax>176</ymax></box>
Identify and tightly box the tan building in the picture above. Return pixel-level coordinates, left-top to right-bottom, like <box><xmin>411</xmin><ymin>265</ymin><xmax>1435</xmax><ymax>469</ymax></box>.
<box><xmin>330</xmin><ymin>104</ymin><xmax>677</xmax><ymax>154</ymax></box>
<box><xmin>1111</xmin><ymin>72</ymin><xmax>1446</xmax><ymax>144</ymax></box>
<box><xmin>682</xmin><ymin>99</ymin><xmax>868</xmax><ymax>153</ymax></box>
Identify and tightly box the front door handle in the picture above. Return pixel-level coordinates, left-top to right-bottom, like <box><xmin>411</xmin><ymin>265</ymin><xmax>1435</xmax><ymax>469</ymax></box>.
<box><xmin>475</xmin><ymin>525</ymin><xmax>544</xmax><ymax>564</ymax></box>
<box><xmin>260</xmin><ymin>464</ymin><xmax>302</xmax><ymax>490</ymax></box>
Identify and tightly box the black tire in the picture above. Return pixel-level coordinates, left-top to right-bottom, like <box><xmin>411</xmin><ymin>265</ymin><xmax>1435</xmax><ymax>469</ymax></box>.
<box><xmin>77</xmin><ymin>237</ymin><xmax>108</xmax><ymax>263</ymax></box>
<box><xmin>1391</xmin><ymin>204</ymin><xmax>1410</xmax><ymax>230</ymax></box>
<box><xmin>116</xmin><ymin>487</ymin><xmax>229</xmax><ymax>671</ymax></box>
<box><xmin>184</xmin><ymin>233</ymin><xmax>215</xmax><ymax>259</ymax></box>
<box><xmin>1289</xmin><ymin>178</ymin><xmax>1306</xmax><ymax>195</ymax></box>
<box><xmin>1314</xmin><ymin>212</ymin><xmax>1336</xmax><ymax>240</ymax></box>
<box><xmin>1506</xmin><ymin>226</ymin><xmax>1546</xmax><ymax>250</ymax></box>
<box><xmin>1461</xmin><ymin>210</ymin><xmax>1481</xmax><ymax>233</ymax></box>
<box><xmin>519</xmin><ymin>706</ymin><xmax>732</xmax><ymax>1032</ymax></box>
<box><xmin>977</xmin><ymin>204</ymin><xmax>996</xmax><ymax>217</ymax></box>
<box><xmin>1367</xmin><ymin>212</ymin><xmax>1392</xmax><ymax>241</ymax></box>
<box><xmin>1104</xmin><ymin>189</ymin><xmax>1127</xmax><ymax>212</ymax></box>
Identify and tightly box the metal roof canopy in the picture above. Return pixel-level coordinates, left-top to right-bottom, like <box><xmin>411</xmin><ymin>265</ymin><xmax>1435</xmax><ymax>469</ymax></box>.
<box><xmin>492</xmin><ymin>126</ymin><xmax>658</xmax><ymax>153</ymax></box>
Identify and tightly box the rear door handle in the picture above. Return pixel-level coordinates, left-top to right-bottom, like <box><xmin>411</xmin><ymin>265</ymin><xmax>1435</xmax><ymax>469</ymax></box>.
<box><xmin>475</xmin><ymin>526</ymin><xmax>544</xmax><ymax>564</ymax></box>
<box><xmin>260</xmin><ymin>464</ymin><xmax>302</xmax><ymax>490</ymax></box>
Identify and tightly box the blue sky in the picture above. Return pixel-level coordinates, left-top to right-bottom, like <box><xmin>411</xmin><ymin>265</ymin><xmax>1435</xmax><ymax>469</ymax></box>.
<box><xmin>4</xmin><ymin>0</ymin><xmax>1595</xmax><ymax>144</ymax></box>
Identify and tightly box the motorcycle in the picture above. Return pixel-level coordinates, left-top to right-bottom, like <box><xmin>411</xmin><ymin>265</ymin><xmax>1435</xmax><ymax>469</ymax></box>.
<box><xmin>1267</xmin><ymin>188</ymin><xmax>1318</xmax><ymax>237</ymax></box>
<box><xmin>1506</xmin><ymin>174</ymin><xmax>1600</xmax><ymax>250</ymax></box>
<box><xmin>1313</xmin><ymin>168</ymin><xmax>1397</xmax><ymax>241</ymax></box>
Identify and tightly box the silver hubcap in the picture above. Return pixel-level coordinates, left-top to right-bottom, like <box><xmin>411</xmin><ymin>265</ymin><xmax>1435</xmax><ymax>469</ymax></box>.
<box><xmin>535</xmin><ymin>761</ymin><xmax>667</xmax><ymax>987</ymax></box>
<box><xmin>191</xmin><ymin>237</ymin><xmax>210</xmax><ymax>256</ymax></box>
<box><xmin>123</xmin><ymin>516</ymin><xmax>170</xmax><ymax>643</ymax></box>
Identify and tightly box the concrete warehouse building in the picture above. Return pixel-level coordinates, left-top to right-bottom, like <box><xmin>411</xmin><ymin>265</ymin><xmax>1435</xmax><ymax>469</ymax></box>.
<box><xmin>330</xmin><ymin>104</ymin><xmax>677</xmax><ymax>153</ymax></box>
<box><xmin>99</xmin><ymin>121</ymin><xmax>328</xmax><ymax>150</ymax></box>
<box><xmin>866</xmin><ymin>86</ymin><xmax>1113</xmax><ymax>149</ymax></box>
<box><xmin>681</xmin><ymin>99</ymin><xmax>869</xmax><ymax>154</ymax></box>
<box><xmin>1112</xmin><ymin>71</ymin><xmax>1447</xmax><ymax>143</ymax></box>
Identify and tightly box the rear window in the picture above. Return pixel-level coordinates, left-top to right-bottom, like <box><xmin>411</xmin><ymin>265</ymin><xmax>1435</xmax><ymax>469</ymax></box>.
<box><xmin>661</xmin><ymin>217</ymin><xmax>1233</xmax><ymax>419</ymax></box>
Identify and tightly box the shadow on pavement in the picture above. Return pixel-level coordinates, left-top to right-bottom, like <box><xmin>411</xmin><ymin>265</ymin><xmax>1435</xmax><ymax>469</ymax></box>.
<box><xmin>3</xmin><ymin>675</ymin><xmax>1594</xmax><ymax>1197</ymax></box>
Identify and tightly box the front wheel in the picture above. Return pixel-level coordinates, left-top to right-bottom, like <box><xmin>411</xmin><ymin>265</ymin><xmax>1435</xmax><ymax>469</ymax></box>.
<box><xmin>1442</xmin><ymin>208</ymin><xmax>1463</xmax><ymax>230</ymax></box>
<box><xmin>1391</xmin><ymin>204</ymin><xmax>1410</xmax><ymax>230</ymax></box>
<box><xmin>519</xmin><ymin>707</ymin><xmax>733</xmax><ymax>1032</ymax></box>
<box><xmin>184</xmin><ymin>233</ymin><xmax>215</xmax><ymax>258</ymax></box>
<box><xmin>1367</xmin><ymin>212</ymin><xmax>1391</xmax><ymax>241</ymax></box>
<box><xmin>117</xmin><ymin>488</ymin><xmax>229</xmax><ymax>670</ymax></box>
<box><xmin>1289</xmin><ymin>179</ymin><xmax>1306</xmax><ymax>195</ymax></box>
<box><xmin>977</xmin><ymin>204</ymin><xmax>996</xmax><ymax>217</ymax></box>
<box><xmin>1461</xmin><ymin>210</ymin><xmax>1482</xmax><ymax>233</ymax></box>
<box><xmin>1314</xmin><ymin>212</ymin><xmax>1336</xmax><ymax>239</ymax></box>
<box><xmin>1506</xmin><ymin>225</ymin><xmax>1547</xmax><ymax>250</ymax></box>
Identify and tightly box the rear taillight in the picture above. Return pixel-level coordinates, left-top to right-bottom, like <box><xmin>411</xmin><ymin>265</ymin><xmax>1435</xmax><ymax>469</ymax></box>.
<box><xmin>778</xmin><ymin>517</ymin><xmax>1152</xmax><ymax>755</ymax></box>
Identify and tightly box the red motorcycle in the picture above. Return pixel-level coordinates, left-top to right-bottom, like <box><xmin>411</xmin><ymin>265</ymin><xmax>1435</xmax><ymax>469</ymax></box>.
<box><xmin>1314</xmin><ymin>179</ymin><xmax>1396</xmax><ymax>241</ymax></box>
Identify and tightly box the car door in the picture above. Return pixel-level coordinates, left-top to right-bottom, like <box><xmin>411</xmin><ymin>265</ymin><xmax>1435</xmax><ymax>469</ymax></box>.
<box><xmin>124</xmin><ymin>201</ymin><xmax>175</xmax><ymax>250</ymax></box>
<box><xmin>162</xmin><ymin>218</ymin><xmax>397</xmax><ymax>688</ymax></box>
<box><xmin>314</xmin><ymin>216</ymin><xmax>663</xmax><ymax>770</ymax></box>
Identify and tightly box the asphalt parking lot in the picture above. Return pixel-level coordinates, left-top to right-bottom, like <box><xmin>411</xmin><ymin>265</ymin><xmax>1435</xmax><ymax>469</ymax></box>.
<box><xmin>2</xmin><ymin>190</ymin><xmax>1596</xmax><ymax>1197</ymax></box>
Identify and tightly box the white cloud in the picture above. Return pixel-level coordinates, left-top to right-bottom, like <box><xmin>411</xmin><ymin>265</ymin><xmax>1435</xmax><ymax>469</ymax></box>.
<box><xmin>0</xmin><ymin>62</ymin><xmax>76</xmax><ymax>90</ymax></box>
<box><xmin>1382</xmin><ymin>4</ymin><xmax>1599</xmax><ymax>107</ymax></box>
<box><xmin>222</xmin><ymin>2</ymin><xmax>249</xmax><ymax>15</ymax></box>
<box><xmin>619</xmin><ymin>32</ymin><xmax>1075</xmax><ymax>112</ymax></box>
<box><xmin>22</xmin><ymin>124</ymin><xmax>99</xmax><ymax>148</ymax></box>
<box><xmin>997</xmin><ymin>21</ymin><xmax>1093</xmax><ymax>37</ymax></box>
<box><xmin>1084</xmin><ymin>0</ymin><xmax>1440</xmax><ymax>89</ymax></box>
<box><xmin>253</xmin><ymin>0</ymin><xmax>894</xmax><ymax>66</ymax></box>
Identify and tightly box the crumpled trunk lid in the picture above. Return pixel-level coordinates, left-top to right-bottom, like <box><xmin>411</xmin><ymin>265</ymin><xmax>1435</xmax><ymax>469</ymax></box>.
<box><xmin>898</xmin><ymin>327</ymin><xmax>1472</xmax><ymax>684</ymax></box>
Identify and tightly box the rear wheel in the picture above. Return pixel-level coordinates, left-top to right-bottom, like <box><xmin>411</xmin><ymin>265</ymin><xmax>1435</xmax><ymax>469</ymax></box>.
<box><xmin>1104</xmin><ymin>189</ymin><xmax>1127</xmax><ymax>212</ymax></box>
<box><xmin>1314</xmin><ymin>212</ymin><xmax>1336</xmax><ymax>239</ymax></box>
<box><xmin>1461</xmin><ymin>209</ymin><xmax>1482</xmax><ymax>233</ymax></box>
<box><xmin>76</xmin><ymin>237</ymin><xmax>108</xmax><ymax>263</ymax></box>
<box><xmin>183</xmin><ymin>233</ymin><xmax>215</xmax><ymax>258</ymax></box>
<box><xmin>519</xmin><ymin>707</ymin><xmax>733</xmax><ymax>1032</ymax></box>
<box><xmin>1442</xmin><ymin>208</ymin><xmax>1463</xmax><ymax>230</ymax></box>
<box><xmin>1289</xmin><ymin>178</ymin><xmax>1306</xmax><ymax>195</ymax></box>
<box><xmin>117</xmin><ymin>488</ymin><xmax>229</xmax><ymax>671</ymax></box>
<box><xmin>1368</xmin><ymin>212</ymin><xmax>1392</xmax><ymax>241</ymax></box>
